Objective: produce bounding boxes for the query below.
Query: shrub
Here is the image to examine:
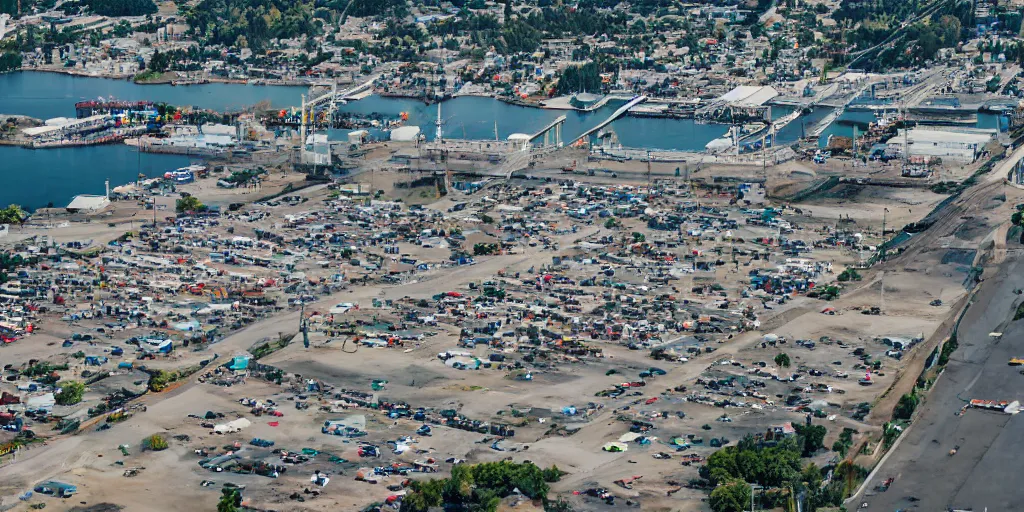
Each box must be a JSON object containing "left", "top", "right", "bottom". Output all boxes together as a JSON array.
[
  {"left": 55, "top": 381, "right": 85, "bottom": 405},
  {"left": 774, "top": 353, "right": 791, "bottom": 368},
  {"left": 143, "top": 434, "right": 168, "bottom": 451},
  {"left": 837, "top": 268, "right": 861, "bottom": 282}
]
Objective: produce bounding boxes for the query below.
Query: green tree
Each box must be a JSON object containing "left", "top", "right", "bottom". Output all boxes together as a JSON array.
[
  {"left": 631, "top": 232, "right": 646, "bottom": 243},
  {"left": 0, "top": 204, "right": 26, "bottom": 224},
  {"left": 217, "top": 487, "right": 241, "bottom": 512},
  {"left": 0, "top": 52, "right": 22, "bottom": 74},
  {"left": 709, "top": 480, "right": 751, "bottom": 512},
  {"left": 802, "top": 462, "right": 823, "bottom": 489},
  {"left": 557, "top": 61, "right": 603, "bottom": 94},
  {"left": 774, "top": 353, "right": 791, "bottom": 368},
  {"left": 86, "top": 0, "right": 157, "bottom": 16},
  {"left": 55, "top": 380, "right": 85, "bottom": 405},
  {"left": 793, "top": 423, "right": 827, "bottom": 457},
  {"left": 401, "top": 461, "right": 554, "bottom": 512},
  {"left": 893, "top": 390, "right": 918, "bottom": 421},
  {"left": 175, "top": 195, "right": 204, "bottom": 213}
]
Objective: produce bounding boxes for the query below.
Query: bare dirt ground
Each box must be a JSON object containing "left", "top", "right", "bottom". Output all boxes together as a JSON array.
[{"left": 0, "top": 141, "right": 1017, "bottom": 512}]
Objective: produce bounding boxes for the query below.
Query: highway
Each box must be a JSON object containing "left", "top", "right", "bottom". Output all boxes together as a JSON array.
[
  {"left": 854, "top": 145, "right": 1024, "bottom": 511},
  {"left": 858, "top": 257, "right": 1024, "bottom": 512}
]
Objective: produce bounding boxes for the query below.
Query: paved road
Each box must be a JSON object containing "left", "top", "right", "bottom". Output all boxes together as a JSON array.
[{"left": 860, "top": 256, "right": 1024, "bottom": 511}]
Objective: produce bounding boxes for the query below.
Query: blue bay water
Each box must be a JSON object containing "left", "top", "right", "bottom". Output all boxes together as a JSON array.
[{"left": 0, "top": 71, "right": 813, "bottom": 208}]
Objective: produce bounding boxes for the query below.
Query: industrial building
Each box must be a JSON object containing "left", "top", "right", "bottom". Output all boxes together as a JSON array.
[{"left": 887, "top": 128, "right": 994, "bottom": 164}]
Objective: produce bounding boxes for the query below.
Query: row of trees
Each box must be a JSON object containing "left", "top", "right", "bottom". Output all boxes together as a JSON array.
[
  {"left": 557, "top": 62, "right": 603, "bottom": 94},
  {"left": 0, "top": 52, "right": 20, "bottom": 73},
  {"left": 701, "top": 431, "right": 848, "bottom": 512},
  {"left": 183, "top": 0, "right": 323, "bottom": 52},
  {"left": 400, "top": 461, "right": 563, "bottom": 512},
  {"left": 85, "top": 0, "right": 156, "bottom": 16}
]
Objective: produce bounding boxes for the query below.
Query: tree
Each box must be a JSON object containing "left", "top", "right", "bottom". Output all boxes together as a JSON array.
[
  {"left": 55, "top": 381, "right": 85, "bottom": 405},
  {"left": 557, "top": 61, "right": 602, "bottom": 94},
  {"left": 802, "top": 462, "right": 823, "bottom": 489},
  {"left": 838, "top": 268, "right": 861, "bottom": 281},
  {"left": 218, "top": 487, "right": 241, "bottom": 512},
  {"left": 793, "top": 423, "right": 827, "bottom": 457},
  {"left": 0, "top": 204, "right": 26, "bottom": 224},
  {"left": 401, "top": 461, "right": 555, "bottom": 512},
  {"left": 0, "top": 52, "right": 22, "bottom": 74},
  {"left": 893, "top": 390, "right": 918, "bottom": 421},
  {"left": 709, "top": 480, "right": 751, "bottom": 512},
  {"left": 774, "top": 353, "right": 791, "bottom": 368},
  {"left": 86, "top": 0, "right": 157, "bottom": 16},
  {"left": 473, "top": 243, "right": 498, "bottom": 256},
  {"left": 631, "top": 232, "right": 646, "bottom": 243},
  {"left": 175, "top": 195, "right": 204, "bottom": 213},
  {"left": 148, "top": 49, "right": 171, "bottom": 72}
]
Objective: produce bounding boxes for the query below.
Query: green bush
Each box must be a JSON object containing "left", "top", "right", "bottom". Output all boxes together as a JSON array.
[
  {"left": 774, "top": 353, "right": 791, "bottom": 368},
  {"left": 55, "top": 381, "right": 85, "bottom": 405},
  {"left": 143, "top": 434, "right": 168, "bottom": 451},
  {"left": 837, "top": 268, "right": 861, "bottom": 282},
  {"left": 175, "top": 195, "right": 204, "bottom": 213},
  {"left": 893, "top": 391, "right": 919, "bottom": 421},
  {"left": 148, "top": 370, "right": 173, "bottom": 392}
]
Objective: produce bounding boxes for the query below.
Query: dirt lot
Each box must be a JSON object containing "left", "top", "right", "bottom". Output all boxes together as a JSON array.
[{"left": 0, "top": 144, "right": 1015, "bottom": 512}]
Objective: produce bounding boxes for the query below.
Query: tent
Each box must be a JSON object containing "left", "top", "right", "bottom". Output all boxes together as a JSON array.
[
  {"left": 618, "top": 432, "right": 642, "bottom": 443},
  {"left": 214, "top": 417, "right": 251, "bottom": 434},
  {"left": 229, "top": 356, "right": 251, "bottom": 371}
]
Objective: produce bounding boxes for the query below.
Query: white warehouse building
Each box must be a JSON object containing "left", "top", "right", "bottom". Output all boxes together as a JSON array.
[{"left": 887, "top": 128, "right": 995, "bottom": 164}]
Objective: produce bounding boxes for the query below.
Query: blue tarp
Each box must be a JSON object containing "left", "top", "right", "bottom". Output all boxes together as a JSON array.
[{"left": 229, "top": 356, "right": 251, "bottom": 371}]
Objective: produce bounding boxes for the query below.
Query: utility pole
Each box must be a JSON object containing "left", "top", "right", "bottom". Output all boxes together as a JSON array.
[
  {"left": 879, "top": 270, "right": 885, "bottom": 312},
  {"left": 300, "top": 300, "right": 309, "bottom": 349},
  {"left": 300, "top": 93, "right": 306, "bottom": 150},
  {"left": 646, "top": 150, "right": 652, "bottom": 196}
]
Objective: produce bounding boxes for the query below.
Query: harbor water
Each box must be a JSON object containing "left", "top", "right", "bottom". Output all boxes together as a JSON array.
[
  {"left": 6, "top": 71, "right": 986, "bottom": 209},
  {"left": 0, "top": 71, "right": 740, "bottom": 208}
]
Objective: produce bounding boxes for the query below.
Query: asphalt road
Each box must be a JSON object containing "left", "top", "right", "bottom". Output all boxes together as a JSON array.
[{"left": 861, "top": 256, "right": 1024, "bottom": 512}]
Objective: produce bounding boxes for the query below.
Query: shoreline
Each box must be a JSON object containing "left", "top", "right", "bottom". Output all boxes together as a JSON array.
[{"left": 19, "top": 67, "right": 313, "bottom": 87}]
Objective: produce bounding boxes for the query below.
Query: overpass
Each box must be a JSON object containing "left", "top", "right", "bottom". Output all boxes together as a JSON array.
[
  {"left": 569, "top": 95, "right": 648, "bottom": 146},
  {"left": 528, "top": 115, "right": 567, "bottom": 146}
]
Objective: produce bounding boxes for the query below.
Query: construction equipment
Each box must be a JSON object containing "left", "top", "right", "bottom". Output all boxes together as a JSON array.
[{"left": 1009, "top": 358, "right": 1024, "bottom": 366}]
